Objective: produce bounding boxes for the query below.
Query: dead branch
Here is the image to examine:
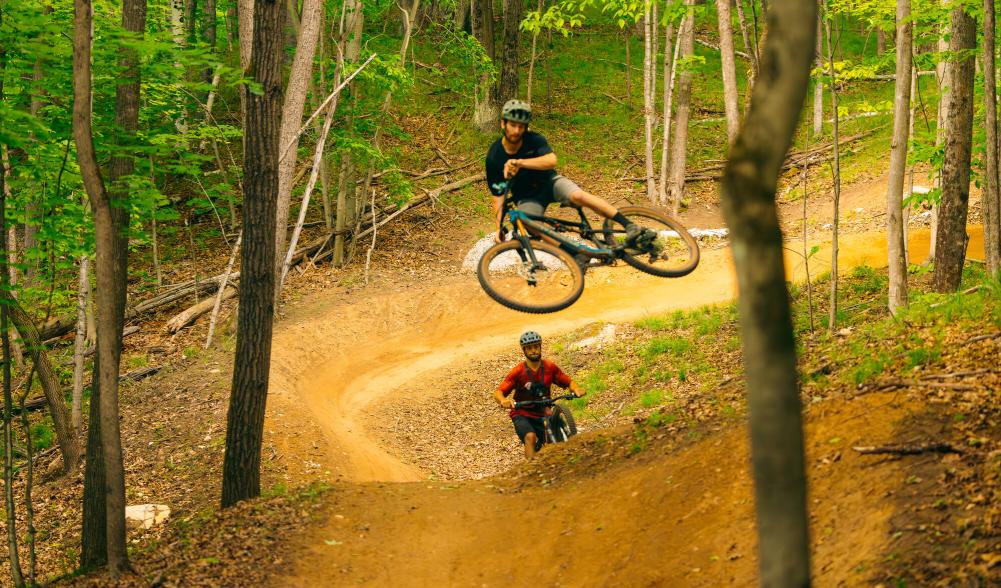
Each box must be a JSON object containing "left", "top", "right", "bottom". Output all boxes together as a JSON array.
[
  {"left": 929, "top": 285, "right": 981, "bottom": 308},
  {"left": 859, "top": 379, "right": 979, "bottom": 392},
  {"left": 601, "top": 92, "right": 627, "bottom": 106},
  {"left": 962, "top": 332, "right": 1001, "bottom": 346},
  {"left": 166, "top": 287, "right": 237, "bottom": 333},
  {"left": 853, "top": 442, "right": 962, "bottom": 455},
  {"left": 120, "top": 366, "right": 161, "bottom": 382},
  {"left": 695, "top": 37, "right": 752, "bottom": 60},
  {"left": 918, "top": 369, "right": 990, "bottom": 380}
]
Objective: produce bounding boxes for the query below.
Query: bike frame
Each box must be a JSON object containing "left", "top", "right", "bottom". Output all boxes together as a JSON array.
[
  {"left": 513, "top": 394, "right": 576, "bottom": 444},
  {"left": 500, "top": 196, "right": 625, "bottom": 264}
]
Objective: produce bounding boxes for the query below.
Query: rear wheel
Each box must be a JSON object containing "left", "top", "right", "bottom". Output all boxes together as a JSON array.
[
  {"left": 548, "top": 404, "right": 577, "bottom": 443},
  {"left": 602, "top": 205, "right": 700, "bottom": 277},
  {"left": 477, "top": 239, "right": 585, "bottom": 314}
]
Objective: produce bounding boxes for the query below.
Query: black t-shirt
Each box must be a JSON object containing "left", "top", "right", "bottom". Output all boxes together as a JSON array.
[{"left": 485, "top": 131, "right": 557, "bottom": 203}]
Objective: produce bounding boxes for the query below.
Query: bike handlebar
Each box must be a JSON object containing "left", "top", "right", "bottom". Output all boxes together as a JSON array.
[{"left": 513, "top": 393, "right": 578, "bottom": 410}]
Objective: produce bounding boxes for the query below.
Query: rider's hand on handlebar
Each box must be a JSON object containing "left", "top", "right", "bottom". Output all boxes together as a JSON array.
[
  {"left": 500, "top": 396, "right": 514, "bottom": 409},
  {"left": 494, "top": 226, "right": 506, "bottom": 244},
  {"left": 503, "top": 159, "right": 521, "bottom": 179}
]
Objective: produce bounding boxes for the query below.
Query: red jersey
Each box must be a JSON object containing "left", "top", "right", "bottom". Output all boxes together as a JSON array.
[{"left": 498, "top": 360, "right": 572, "bottom": 418}]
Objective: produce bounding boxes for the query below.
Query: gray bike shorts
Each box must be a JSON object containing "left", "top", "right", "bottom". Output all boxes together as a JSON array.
[{"left": 516, "top": 175, "right": 581, "bottom": 216}]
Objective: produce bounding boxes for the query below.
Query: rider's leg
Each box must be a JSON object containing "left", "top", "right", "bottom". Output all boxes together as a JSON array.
[
  {"left": 523, "top": 432, "right": 538, "bottom": 460},
  {"left": 554, "top": 176, "right": 644, "bottom": 243},
  {"left": 568, "top": 190, "right": 645, "bottom": 244}
]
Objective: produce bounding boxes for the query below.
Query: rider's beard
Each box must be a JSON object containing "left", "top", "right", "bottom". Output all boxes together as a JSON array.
[
  {"left": 503, "top": 126, "right": 524, "bottom": 144},
  {"left": 523, "top": 349, "right": 542, "bottom": 362}
]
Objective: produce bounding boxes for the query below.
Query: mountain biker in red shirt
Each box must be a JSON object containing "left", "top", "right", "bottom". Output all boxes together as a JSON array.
[
  {"left": 485, "top": 99, "right": 649, "bottom": 247},
  {"left": 494, "top": 331, "right": 585, "bottom": 460}
]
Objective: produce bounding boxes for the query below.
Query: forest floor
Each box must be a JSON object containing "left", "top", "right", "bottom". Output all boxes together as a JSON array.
[{"left": 6, "top": 167, "right": 998, "bottom": 586}]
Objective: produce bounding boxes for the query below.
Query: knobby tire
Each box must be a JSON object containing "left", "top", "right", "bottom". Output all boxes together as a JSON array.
[{"left": 477, "top": 239, "right": 585, "bottom": 314}]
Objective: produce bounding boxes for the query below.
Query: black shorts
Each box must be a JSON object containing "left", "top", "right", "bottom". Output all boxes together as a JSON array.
[{"left": 512, "top": 415, "right": 546, "bottom": 450}]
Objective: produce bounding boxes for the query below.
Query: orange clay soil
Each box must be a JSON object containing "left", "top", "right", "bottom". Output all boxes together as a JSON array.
[{"left": 255, "top": 219, "right": 985, "bottom": 586}]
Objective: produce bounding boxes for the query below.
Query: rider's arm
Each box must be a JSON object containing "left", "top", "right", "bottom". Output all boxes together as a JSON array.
[
  {"left": 507, "top": 152, "right": 557, "bottom": 176},
  {"left": 567, "top": 379, "right": 585, "bottom": 398},
  {"left": 494, "top": 387, "right": 514, "bottom": 408},
  {"left": 492, "top": 194, "right": 505, "bottom": 229},
  {"left": 519, "top": 152, "right": 557, "bottom": 170}
]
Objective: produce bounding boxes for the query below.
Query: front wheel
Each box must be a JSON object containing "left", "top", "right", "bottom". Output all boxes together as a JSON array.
[
  {"left": 548, "top": 404, "right": 577, "bottom": 443},
  {"left": 602, "top": 205, "right": 700, "bottom": 277},
  {"left": 477, "top": 239, "right": 585, "bottom": 314}
]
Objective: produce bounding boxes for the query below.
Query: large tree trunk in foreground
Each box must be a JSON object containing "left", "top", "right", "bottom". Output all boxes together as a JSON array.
[
  {"left": 274, "top": 0, "right": 321, "bottom": 299},
  {"left": 717, "top": 0, "right": 740, "bottom": 144},
  {"left": 718, "top": 0, "right": 816, "bottom": 584},
  {"left": 934, "top": 5, "right": 976, "bottom": 292},
  {"left": 222, "top": 0, "right": 285, "bottom": 508},
  {"left": 983, "top": 0, "right": 1001, "bottom": 275},
  {"left": 75, "top": 0, "right": 146, "bottom": 575},
  {"left": 886, "top": 0, "right": 912, "bottom": 314}
]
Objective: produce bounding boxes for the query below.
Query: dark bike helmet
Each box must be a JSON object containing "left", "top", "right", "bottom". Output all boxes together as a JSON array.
[
  {"left": 519, "top": 330, "right": 542, "bottom": 346},
  {"left": 501, "top": 99, "right": 532, "bottom": 124}
]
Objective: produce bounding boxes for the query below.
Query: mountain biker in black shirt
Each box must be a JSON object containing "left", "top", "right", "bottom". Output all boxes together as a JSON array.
[{"left": 485, "top": 99, "right": 647, "bottom": 246}]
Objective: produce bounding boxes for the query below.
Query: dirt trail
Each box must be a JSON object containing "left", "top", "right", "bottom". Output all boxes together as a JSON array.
[{"left": 270, "top": 227, "right": 982, "bottom": 485}]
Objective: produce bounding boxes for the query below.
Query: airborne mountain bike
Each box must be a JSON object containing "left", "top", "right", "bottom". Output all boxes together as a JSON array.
[
  {"left": 477, "top": 193, "right": 700, "bottom": 313},
  {"left": 513, "top": 393, "right": 578, "bottom": 444}
]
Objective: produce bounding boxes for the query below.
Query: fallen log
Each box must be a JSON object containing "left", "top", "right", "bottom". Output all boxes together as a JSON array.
[
  {"left": 40, "top": 272, "right": 240, "bottom": 342},
  {"left": 853, "top": 443, "right": 962, "bottom": 456},
  {"left": 166, "top": 287, "right": 237, "bottom": 333},
  {"left": 313, "top": 172, "right": 485, "bottom": 264},
  {"left": 121, "top": 366, "right": 161, "bottom": 382}
]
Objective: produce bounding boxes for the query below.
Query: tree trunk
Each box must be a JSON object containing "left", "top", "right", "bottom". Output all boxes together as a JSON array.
[
  {"left": 734, "top": 0, "right": 757, "bottom": 77},
  {"left": 7, "top": 298, "right": 81, "bottom": 473},
  {"left": 186, "top": 0, "right": 198, "bottom": 41},
  {"left": 274, "top": 0, "right": 321, "bottom": 300},
  {"left": 812, "top": 11, "right": 823, "bottom": 136},
  {"left": 717, "top": 0, "right": 740, "bottom": 144},
  {"left": 886, "top": 0, "right": 911, "bottom": 314},
  {"left": 170, "top": 0, "right": 189, "bottom": 134},
  {"left": 625, "top": 29, "right": 632, "bottom": 106},
  {"left": 643, "top": 4, "right": 656, "bottom": 199},
  {"left": 455, "top": 0, "right": 471, "bottom": 33},
  {"left": 934, "top": 5, "right": 976, "bottom": 292},
  {"left": 931, "top": 2, "right": 952, "bottom": 261},
  {"left": 876, "top": 26, "right": 886, "bottom": 56},
  {"left": 983, "top": 0, "right": 1001, "bottom": 275},
  {"left": 73, "top": 256, "right": 89, "bottom": 432},
  {"left": 824, "top": 4, "right": 842, "bottom": 332},
  {"left": 496, "top": 0, "right": 523, "bottom": 105},
  {"left": 667, "top": 1, "right": 695, "bottom": 214},
  {"left": 471, "top": 0, "right": 498, "bottom": 130},
  {"left": 203, "top": 0, "right": 217, "bottom": 84},
  {"left": 719, "top": 1, "right": 816, "bottom": 584},
  {"left": 0, "top": 31, "right": 25, "bottom": 585},
  {"left": 526, "top": 0, "right": 543, "bottom": 104},
  {"left": 222, "top": 0, "right": 285, "bottom": 508},
  {"left": 659, "top": 16, "right": 681, "bottom": 205},
  {"left": 74, "top": 0, "right": 146, "bottom": 575}
]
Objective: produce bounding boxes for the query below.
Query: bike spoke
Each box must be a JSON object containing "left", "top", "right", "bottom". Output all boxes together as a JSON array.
[{"left": 482, "top": 246, "right": 580, "bottom": 309}]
